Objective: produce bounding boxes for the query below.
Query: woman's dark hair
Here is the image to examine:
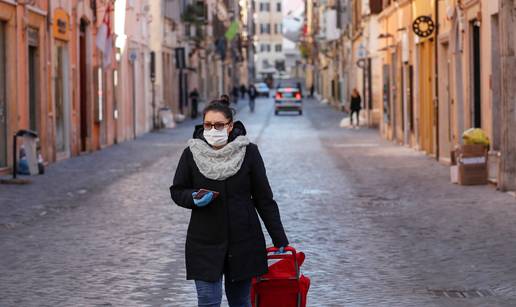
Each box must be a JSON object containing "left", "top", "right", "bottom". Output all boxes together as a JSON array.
[{"left": 203, "top": 99, "right": 235, "bottom": 122}]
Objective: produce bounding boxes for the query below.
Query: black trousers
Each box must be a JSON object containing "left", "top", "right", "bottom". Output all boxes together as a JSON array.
[
  {"left": 191, "top": 99, "right": 198, "bottom": 118},
  {"left": 350, "top": 109, "right": 360, "bottom": 126}
]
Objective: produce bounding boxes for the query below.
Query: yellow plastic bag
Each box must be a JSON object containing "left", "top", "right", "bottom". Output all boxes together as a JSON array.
[{"left": 462, "top": 128, "right": 490, "bottom": 146}]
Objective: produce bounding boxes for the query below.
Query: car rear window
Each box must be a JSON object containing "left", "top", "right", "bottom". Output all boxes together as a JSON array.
[{"left": 277, "top": 80, "right": 299, "bottom": 89}]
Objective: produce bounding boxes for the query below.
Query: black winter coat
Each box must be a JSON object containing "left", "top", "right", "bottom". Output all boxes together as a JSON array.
[
  {"left": 170, "top": 122, "right": 289, "bottom": 282},
  {"left": 350, "top": 95, "right": 362, "bottom": 111}
]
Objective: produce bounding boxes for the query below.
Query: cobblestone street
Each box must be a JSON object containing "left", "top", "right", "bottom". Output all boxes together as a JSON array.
[{"left": 2, "top": 97, "right": 516, "bottom": 306}]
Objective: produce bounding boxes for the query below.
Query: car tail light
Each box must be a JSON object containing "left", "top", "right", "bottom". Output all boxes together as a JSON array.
[
  {"left": 295, "top": 92, "right": 301, "bottom": 100},
  {"left": 275, "top": 92, "right": 282, "bottom": 99}
]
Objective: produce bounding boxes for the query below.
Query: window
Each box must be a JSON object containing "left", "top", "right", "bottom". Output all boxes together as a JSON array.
[
  {"left": 275, "top": 44, "right": 282, "bottom": 52},
  {"left": 279, "top": 23, "right": 283, "bottom": 33},
  {"left": 260, "top": 23, "right": 271, "bottom": 34},
  {"left": 260, "top": 44, "right": 272, "bottom": 52},
  {"left": 274, "top": 23, "right": 278, "bottom": 34},
  {"left": 277, "top": 2, "right": 281, "bottom": 12},
  {"left": 260, "top": 2, "right": 270, "bottom": 12},
  {"left": 275, "top": 60, "right": 285, "bottom": 71},
  {"left": 265, "top": 3, "right": 270, "bottom": 11}
]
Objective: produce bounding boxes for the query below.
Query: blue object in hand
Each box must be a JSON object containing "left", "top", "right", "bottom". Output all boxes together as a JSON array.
[
  {"left": 274, "top": 246, "right": 285, "bottom": 254},
  {"left": 192, "top": 191, "right": 214, "bottom": 207}
]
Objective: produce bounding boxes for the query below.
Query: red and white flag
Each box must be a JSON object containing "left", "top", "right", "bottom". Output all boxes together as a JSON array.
[{"left": 96, "top": 6, "right": 112, "bottom": 68}]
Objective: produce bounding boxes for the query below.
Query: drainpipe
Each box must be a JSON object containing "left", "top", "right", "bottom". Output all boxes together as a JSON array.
[{"left": 434, "top": 0, "right": 440, "bottom": 161}]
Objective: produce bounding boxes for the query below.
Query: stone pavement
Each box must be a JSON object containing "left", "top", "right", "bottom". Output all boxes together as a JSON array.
[{"left": 1, "top": 96, "right": 516, "bottom": 306}]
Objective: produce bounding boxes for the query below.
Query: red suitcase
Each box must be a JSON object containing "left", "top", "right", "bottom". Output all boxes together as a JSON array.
[{"left": 251, "top": 247, "right": 310, "bottom": 307}]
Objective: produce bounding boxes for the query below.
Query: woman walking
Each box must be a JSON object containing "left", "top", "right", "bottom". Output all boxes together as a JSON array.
[
  {"left": 170, "top": 99, "right": 289, "bottom": 307},
  {"left": 350, "top": 88, "right": 362, "bottom": 129}
]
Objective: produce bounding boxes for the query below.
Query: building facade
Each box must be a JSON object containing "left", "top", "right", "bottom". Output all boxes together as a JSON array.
[
  {"left": 254, "top": 0, "right": 285, "bottom": 81},
  {"left": 0, "top": 0, "right": 240, "bottom": 176},
  {"left": 0, "top": 0, "right": 50, "bottom": 172},
  {"left": 303, "top": 0, "right": 516, "bottom": 192}
]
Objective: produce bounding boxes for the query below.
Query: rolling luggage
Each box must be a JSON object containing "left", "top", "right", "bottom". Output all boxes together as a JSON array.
[{"left": 251, "top": 246, "right": 310, "bottom": 307}]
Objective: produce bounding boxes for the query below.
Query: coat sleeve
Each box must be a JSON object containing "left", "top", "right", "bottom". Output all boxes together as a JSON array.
[
  {"left": 249, "top": 144, "right": 289, "bottom": 247},
  {"left": 170, "top": 148, "right": 197, "bottom": 209}
]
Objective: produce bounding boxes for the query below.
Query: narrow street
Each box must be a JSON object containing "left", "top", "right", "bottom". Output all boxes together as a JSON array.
[{"left": 1, "top": 96, "right": 516, "bottom": 307}]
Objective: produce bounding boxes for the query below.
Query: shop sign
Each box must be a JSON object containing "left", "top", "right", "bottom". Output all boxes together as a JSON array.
[{"left": 53, "top": 8, "right": 70, "bottom": 41}]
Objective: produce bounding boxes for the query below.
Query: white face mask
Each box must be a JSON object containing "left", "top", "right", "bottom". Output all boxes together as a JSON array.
[{"left": 203, "top": 127, "right": 229, "bottom": 147}]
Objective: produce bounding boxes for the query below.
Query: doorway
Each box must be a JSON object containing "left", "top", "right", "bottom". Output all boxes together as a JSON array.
[
  {"left": 54, "top": 42, "right": 70, "bottom": 158},
  {"left": 390, "top": 52, "right": 399, "bottom": 141},
  {"left": 418, "top": 40, "right": 435, "bottom": 154},
  {"left": 128, "top": 58, "right": 136, "bottom": 138},
  {"left": 491, "top": 14, "right": 501, "bottom": 150},
  {"left": 0, "top": 22, "right": 6, "bottom": 167},
  {"left": 382, "top": 64, "right": 391, "bottom": 126},
  {"left": 28, "top": 28, "right": 39, "bottom": 134},
  {"left": 79, "top": 19, "right": 89, "bottom": 152},
  {"left": 438, "top": 42, "right": 452, "bottom": 160},
  {"left": 28, "top": 46, "right": 38, "bottom": 132},
  {"left": 471, "top": 20, "right": 482, "bottom": 128}
]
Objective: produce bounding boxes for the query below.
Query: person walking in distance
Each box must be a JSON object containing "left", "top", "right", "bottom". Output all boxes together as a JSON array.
[
  {"left": 190, "top": 88, "right": 200, "bottom": 119},
  {"left": 240, "top": 84, "right": 247, "bottom": 99},
  {"left": 232, "top": 86, "right": 240, "bottom": 104},
  {"left": 170, "top": 99, "right": 289, "bottom": 307},
  {"left": 350, "top": 88, "right": 362, "bottom": 129},
  {"left": 247, "top": 84, "right": 258, "bottom": 113}
]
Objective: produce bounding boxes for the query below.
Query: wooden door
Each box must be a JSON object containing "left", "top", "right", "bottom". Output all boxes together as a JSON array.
[{"left": 418, "top": 41, "right": 435, "bottom": 154}]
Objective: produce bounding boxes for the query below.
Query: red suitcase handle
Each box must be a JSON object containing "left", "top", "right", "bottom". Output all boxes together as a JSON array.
[
  {"left": 266, "top": 246, "right": 297, "bottom": 259},
  {"left": 264, "top": 246, "right": 300, "bottom": 280}
]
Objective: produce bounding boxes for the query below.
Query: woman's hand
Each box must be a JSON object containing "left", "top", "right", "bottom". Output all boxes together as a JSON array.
[
  {"left": 274, "top": 246, "right": 286, "bottom": 254},
  {"left": 192, "top": 191, "right": 214, "bottom": 207}
]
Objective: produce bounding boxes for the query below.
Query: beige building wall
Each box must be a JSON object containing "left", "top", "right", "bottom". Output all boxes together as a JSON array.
[
  {"left": 115, "top": 0, "right": 152, "bottom": 138},
  {"left": 254, "top": 0, "right": 285, "bottom": 79}
]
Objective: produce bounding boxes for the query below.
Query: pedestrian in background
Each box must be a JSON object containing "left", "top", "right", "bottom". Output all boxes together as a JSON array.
[
  {"left": 170, "top": 99, "right": 289, "bottom": 307},
  {"left": 190, "top": 88, "right": 200, "bottom": 119},
  {"left": 297, "top": 82, "right": 303, "bottom": 98},
  {"left": 232, "top": 86, "right": 240, "bottom": 104},
  {"left": 350, "top": 88, "right": 362, "bottom": 129},
  {"left": 240, "top": 84, "right": 247, "bottom": 98},
  {"left": 247, "top": 84, "right": 258, "bottom": 113},
  {"left": 309, "top": 84, "right": 315, "bottom": 98}
]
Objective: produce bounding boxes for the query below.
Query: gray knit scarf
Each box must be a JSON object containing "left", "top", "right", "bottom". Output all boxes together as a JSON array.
[{"left": 188, "top": 136, "right": 251, "bottom": 181}]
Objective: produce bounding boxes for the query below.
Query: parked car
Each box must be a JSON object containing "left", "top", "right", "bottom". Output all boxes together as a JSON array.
[
  {"left": 274, "top": 80, "right": 303, "bottom": 115},
  {"left": 255, "top": 82, "right": 270, "bottom": 97}
]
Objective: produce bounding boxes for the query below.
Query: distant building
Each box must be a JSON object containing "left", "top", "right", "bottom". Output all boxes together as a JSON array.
[{"left": 254, "top": 0, "right": 285, "bottom": 81}]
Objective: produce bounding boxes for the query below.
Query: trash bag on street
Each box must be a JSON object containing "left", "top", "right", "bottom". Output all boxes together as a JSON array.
[
  {"left": 462, "top": 128, "right": 490, "bottom": 146},
  {"left": 17, "top": 147, "right": 30, "bottom": 175},
  {"left": 339, "top": 117, "right": 349, "bottom": 128}
]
